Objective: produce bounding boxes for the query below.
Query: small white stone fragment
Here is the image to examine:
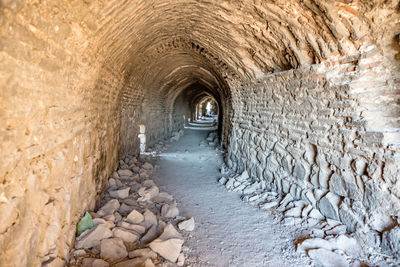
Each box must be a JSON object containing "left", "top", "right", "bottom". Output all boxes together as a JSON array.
[
  {"left": 178, "top": 217, "right": 195, "bottom": 231},
  {"left": 127, "top": 210, "right": 144, "bottom": 224},
  {"left": 218, "top": 177, "right": 227, "bottom": 185}
]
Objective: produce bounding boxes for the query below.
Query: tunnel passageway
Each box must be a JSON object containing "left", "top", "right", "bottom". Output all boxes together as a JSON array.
[
  {"left": 1, "top": 0, "right": 400, "bottom": 266},
  {"left": 153, "top": 127, "right": 310, "bottom": 266}
]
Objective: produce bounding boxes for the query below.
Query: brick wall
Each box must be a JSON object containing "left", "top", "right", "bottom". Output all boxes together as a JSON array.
[{"left": 227, "top": 51, "right": 400, "bottom": 247}]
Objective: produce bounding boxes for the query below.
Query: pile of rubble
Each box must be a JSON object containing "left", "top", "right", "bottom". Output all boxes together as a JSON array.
[
  {"left": 218, "top": 168, "right": 375, "bottom": 267},
  {"left": 69, "top": 155, "right": 195, "bottom": 267},
  {"left": 199, "top": 132, "right": 218, "bottom": 148}
]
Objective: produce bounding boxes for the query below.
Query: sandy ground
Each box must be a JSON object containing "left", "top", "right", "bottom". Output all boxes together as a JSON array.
[{"left": 153, "top": 127, "right": 312, "bottom": 267}]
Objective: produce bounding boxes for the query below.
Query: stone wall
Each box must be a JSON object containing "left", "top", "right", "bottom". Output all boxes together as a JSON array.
[
  {"left": 0, "top": 2, "right": 126, "bottom": 265},
  {"left": 227, "top": 50, "right": 400, "bottom": 249}
]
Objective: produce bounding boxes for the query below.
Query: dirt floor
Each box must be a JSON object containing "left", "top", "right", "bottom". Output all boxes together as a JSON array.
[{"left": 153, "top": 126, "right": 312, "bottom": 267}]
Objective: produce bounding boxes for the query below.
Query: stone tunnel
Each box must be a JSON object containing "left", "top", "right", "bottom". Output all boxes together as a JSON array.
[{"left": 0, "top": 0, "right": 399, "bottom": 266}]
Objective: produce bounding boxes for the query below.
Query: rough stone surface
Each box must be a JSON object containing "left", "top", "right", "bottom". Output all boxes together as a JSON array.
[
  {"left": 149, "top": 223, "right": 184, "bottom": 262},
  {"left": 76, "top": 224, "right": 113, "bottom": 249},
  {"left": 100, "top": 238, "right": 128, "bottom": 260},
  {"left": 178, "top": 218, "right": 195, "bottom": 232}
]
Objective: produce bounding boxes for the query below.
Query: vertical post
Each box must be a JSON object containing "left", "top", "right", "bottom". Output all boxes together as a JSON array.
[{"left": 138, "top": 124, "right": 146, "bottom": 154}]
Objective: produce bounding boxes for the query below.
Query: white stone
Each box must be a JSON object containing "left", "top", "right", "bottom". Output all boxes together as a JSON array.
[
  {"left": 112, "top": 227, "right": 140, "bottom": 243},
  {"left": 149, "top": 223, "right": 184, "bottom": 263},
  {"left": 161, "top": 204, "right": 179, "bottom": 218},
  {"left": 308, "top": 248, "right": 349, "bottom": 267},
  {"left": 76, "top": 224, "right": 113, "bottom": 249},
  {"left": 127, "top": 210, "right": 144, "bottom": 224},
  {"left": 98, "top": 199, "right": 120, "bottom": 216},
  {"left": 118, "top": 169, "right": 133, "bottom": 177},
  {"left": 109, "top": 187, "right": 130, "bottom": 199},
  {"left": 100, "top": 238, "right": 128, "bottom": 260},
  {"left": 218, "top": 177, "right": 227, "bottom": 185},
  {"left": 129, "top": 248, "right": 158, "bottom": 259},
  {"left": 178, "top": 217, "right": 195, "bottom": 231}
]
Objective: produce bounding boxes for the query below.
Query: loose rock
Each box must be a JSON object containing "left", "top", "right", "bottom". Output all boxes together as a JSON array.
[
  {"left": 178, "top": 217, "right": 195, "bottom": 231},
  {"left": 100, "top": 238, "right": 128, "bottom": 260}
]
